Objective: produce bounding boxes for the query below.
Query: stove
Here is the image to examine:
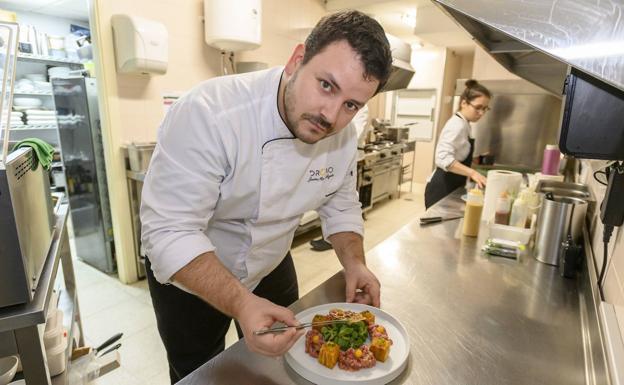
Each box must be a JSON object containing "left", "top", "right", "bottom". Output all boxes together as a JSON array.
[
  {"left": 357, "top": 141, "right": 406, "bottom": 211},
  {"left": 360, "top": 141, "right": 404, "bottom": 166}
]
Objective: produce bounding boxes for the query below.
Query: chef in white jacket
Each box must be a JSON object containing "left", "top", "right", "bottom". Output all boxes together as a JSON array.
[
  {"left": 424, "top": 79, "right": 491, "bottom": 209},
  {"left": 140, "top": 10, "right": 393, "bottom": 383}
]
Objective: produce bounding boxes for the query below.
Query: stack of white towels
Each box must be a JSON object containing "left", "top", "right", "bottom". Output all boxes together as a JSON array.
[
  {"left": 9, "top": 111, "right": 24, "bottom": 127},
  {"left": 24, "top": 109, "right": 57, "bottom": 126}
]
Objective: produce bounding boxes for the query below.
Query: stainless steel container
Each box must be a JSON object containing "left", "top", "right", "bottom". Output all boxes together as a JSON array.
[
  {"left": 385, "top": 126, "right": 410, "bottom": 143},
  {"left": 0, "top": 147, "right": 54, "bottom": 307},
  {"left": 535, "top": 180, "right": 591, "bottom": 200},
  {"left": 127, "top": 142, "right": 156, "bottom": 172},
  {"left": 535, "top": 196, "right": 587, "bottom": 266}
]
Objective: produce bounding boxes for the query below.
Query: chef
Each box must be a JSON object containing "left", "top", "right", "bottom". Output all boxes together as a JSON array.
[
  {"left": 140, "top": 10, "right": 393, "bottom": 383},
  {"left": 424, "top": 79, "right": 491, "bottom": 209},
  {"left": 309, "top": 103, "right": 369, "bottom": 252}
]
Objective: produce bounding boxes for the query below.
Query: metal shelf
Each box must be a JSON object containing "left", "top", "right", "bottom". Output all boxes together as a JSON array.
[
  {"left": 18, "top": 53, "right": 85, "bottom": 66},
  {"left": 10, "top": 126, "right": 58, "bottom": 131},
  {"left": 0, "top": 205, "right": 85, "bottom": 384},
  {"left": 14, "top": 92, "right": 53, "bottom": 96}
]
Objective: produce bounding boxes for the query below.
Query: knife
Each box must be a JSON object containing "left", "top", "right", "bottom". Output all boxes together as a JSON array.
[
  {"left": 419, "top": 215, "right": 463, "bottom": 225},
  {"left": 98, "top": 343, "right": 122, "bottom": 357},
  {"left": 94, "top": 332, "right": 123, "bottom": 353}
]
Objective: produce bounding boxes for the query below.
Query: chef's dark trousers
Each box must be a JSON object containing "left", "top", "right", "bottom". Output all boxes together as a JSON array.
[{"left": 145, "top": 252, "right": 299, "bottom": 384}]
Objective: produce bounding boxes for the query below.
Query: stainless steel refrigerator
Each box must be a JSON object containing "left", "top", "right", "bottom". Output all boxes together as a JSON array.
[{"left": 52, "top": 77, "right": 115, "bottom": 273}]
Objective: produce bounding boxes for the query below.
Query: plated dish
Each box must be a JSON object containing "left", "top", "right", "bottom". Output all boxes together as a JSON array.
[{"left": 285, "top": 303, "right": 409, "bottom": 385}]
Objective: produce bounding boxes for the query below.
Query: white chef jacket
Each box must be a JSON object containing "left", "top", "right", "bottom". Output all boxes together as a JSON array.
[
  {"left": 353, "top": 104, "right": 369, "bottom": 145},
  {"left": 140, "top": 66, "right": 364, "bottom": 289},
  {"left": 433, "top": 112, "right": 472, "bottom": 172}
]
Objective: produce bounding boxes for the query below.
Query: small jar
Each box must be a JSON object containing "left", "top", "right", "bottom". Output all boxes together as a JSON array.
[{"left": 494, "top": 192, "right": 511, "bottom": 225}]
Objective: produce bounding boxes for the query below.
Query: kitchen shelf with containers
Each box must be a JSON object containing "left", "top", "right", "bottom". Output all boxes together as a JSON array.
[{"left": 10, "top": 59, "right": 84, "bottom": 192}]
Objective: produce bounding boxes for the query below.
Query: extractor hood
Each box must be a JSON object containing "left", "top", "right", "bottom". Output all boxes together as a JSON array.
[
  {"left": 382, "top": 34, "right": 415, "bottom": 92},
  {"left": 432, "top": 0, "right": 624, "bottom": 95}
]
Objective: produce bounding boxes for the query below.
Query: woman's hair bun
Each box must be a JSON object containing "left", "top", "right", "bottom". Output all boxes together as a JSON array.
[{"left": 465, "top": 79, "right": 478, "bottom": 88}]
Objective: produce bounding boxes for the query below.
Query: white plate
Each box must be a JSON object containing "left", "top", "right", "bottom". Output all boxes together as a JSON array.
[
  {"left": 13, "top": 97, "right": 43, "bottom": 108},
  {"left": 285, "top": 303, "right": 409, "bottom": 385}
]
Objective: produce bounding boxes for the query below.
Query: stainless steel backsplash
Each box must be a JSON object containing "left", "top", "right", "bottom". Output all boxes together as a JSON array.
[{"left": 456, "top": 79, "right": 563, "bottom": 170}]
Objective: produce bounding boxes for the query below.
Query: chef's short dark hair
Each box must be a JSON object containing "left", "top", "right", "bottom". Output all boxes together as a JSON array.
[{"left": 303, "top": 10, "right": 392, "bottom": 94}]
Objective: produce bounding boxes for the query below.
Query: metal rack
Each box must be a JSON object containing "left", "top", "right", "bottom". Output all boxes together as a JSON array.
[
  {"left": 399, "top": 140, "right": 416, "bottom": 196},
  {"left": 10, "top": 50, "right": 86, "bottom": 194},
  {"left": 0, "top": 203, "right": 85, "bottom": 385},
  {"left": 126, "top": 170, "right": 147, "bottom": 279}
]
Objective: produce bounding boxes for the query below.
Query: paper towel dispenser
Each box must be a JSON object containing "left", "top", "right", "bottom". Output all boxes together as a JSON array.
[{"left": 111, "top": 14, "right": 168, "bottom": 75}]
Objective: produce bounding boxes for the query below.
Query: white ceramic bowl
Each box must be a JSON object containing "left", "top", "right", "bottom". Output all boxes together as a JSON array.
[
  {"left": 33, "top": 81, "right": 52, "bottom": 93},
  {"left": 12, "top": 97, "right": 43, "bottom": 108},
  {"left": 0, "top": 356, "right": 18, "bottom": 385},
  {"left": 48, "top": 66, "right": 71, "bottom": 79},
  {"left": 24, "top": 74, "right": 47, "bottom": 82},
  {"left": 15, "top": 78, "right": 33, "bottom": 85}
]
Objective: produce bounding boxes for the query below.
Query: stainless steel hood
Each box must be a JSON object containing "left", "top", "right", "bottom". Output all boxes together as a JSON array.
[
  {"left": 432, "top": 0, "right": 624, "bottom": 95},
  {"left": 382, "top": 34, "right": 415, "bottom": 92}
]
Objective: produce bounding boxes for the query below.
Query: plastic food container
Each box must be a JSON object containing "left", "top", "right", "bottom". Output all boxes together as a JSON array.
[
  {"left": 45, "top": 308, "right": 63, "bottom": 332},
  {"left": 488, "top": 222, "right": 533, "bottom": 245},
  {"left": 46, "top": 334, "right": 68, "bottom": 376},
  {"left": 44, "top": 310, "right": 65, "bottom": 349}
]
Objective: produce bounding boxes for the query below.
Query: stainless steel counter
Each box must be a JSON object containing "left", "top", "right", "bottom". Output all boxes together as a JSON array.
[{"left": 179, "top": 189, "right": 585, "bottom": 385}]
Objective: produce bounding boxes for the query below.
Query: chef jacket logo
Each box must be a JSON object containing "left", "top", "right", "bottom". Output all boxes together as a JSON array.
[{"left": 308, "top": 166, "right": 334, "bottom": 182}]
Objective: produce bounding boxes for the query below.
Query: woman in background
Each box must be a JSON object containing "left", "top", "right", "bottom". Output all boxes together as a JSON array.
[{"left": 424, "top": 79, "right": 491, "bottom": 209}]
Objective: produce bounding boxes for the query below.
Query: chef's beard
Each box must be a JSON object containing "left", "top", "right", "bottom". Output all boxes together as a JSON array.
[{"left": 283, "top": 69, "right": 334, "bottom": 144}]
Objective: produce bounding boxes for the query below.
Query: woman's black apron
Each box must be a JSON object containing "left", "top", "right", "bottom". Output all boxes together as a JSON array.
[{"left": 424, "top": 115, "right": 474, "bottom": 209}]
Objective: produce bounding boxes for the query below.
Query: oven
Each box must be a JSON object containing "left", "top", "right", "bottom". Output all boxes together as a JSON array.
[
  {"left": 371, "top": 155, "right": 402, "bottom": 204},
  {"left": 369, "top": 144, "right": 403, "bottom": 205},
  {"left": 358, "top": 158, "right": 374, "bottom": 212}
]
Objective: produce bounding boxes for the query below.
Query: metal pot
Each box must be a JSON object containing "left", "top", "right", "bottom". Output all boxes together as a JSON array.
[
  {"left": 127, "top": 143, "right": 156, "bottom": 173},
  {"left": 534, "top": 195, "right": 587, "bottom": 266}
]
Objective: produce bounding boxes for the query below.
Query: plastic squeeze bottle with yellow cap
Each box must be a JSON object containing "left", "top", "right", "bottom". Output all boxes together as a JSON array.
[{"left": 462, "top": 188, "right": 484, "bottom": 237}]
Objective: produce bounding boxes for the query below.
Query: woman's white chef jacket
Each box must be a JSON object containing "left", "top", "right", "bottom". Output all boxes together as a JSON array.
[
  {"left": 427, "top": 112, "right": 472, "bottom": 181},
  {"left": 140, "top": 67, "right": 364, "bottom": 290}
]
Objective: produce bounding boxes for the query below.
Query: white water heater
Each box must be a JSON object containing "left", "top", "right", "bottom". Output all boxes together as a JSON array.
[{"left": 204, "top": 0, "right": 262, "bottom": 52}]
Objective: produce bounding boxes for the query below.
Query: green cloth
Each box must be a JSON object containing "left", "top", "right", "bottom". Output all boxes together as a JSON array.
[{"left": 12, "top": 138, "right": 55, "bottom": 171}]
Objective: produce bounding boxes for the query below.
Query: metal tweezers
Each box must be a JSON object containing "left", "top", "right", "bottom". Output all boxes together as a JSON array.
[{"left": 253, "top": 319, "right": 350, "bottom": 335}]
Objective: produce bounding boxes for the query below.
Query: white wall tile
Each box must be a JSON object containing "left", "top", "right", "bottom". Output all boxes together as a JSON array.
[{"left": 586, "top": 163, "right": 624, "bottom": 340}]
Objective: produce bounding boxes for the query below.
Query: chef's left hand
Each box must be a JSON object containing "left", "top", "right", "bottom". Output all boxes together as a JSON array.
[{"left": 344, "top": 263, "right": 380, "bottom": 307}]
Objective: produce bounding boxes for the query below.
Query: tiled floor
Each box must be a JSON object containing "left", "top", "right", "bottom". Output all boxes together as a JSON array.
[{"left": 74, "top": 183, "right": 425, "bottom": 385}]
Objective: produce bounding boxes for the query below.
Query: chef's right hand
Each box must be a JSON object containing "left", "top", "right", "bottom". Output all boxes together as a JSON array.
[
  {"left": 235, "top": 294, "right": 305, "bottom": 356},
  {"left": 470, "top": 170, "right": 487, "bottom": 189}
]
